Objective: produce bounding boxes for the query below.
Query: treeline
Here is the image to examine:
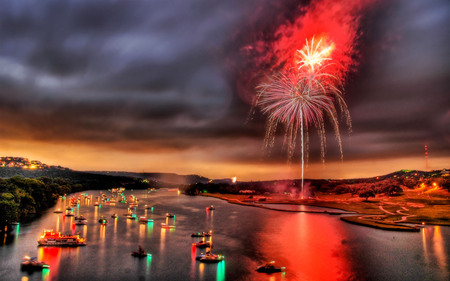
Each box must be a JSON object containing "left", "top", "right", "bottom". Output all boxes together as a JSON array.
[
  {"left": 0, "top": 176, "right": 83, "bottom": 231},
  {"left": 182, "top": 173, "right": 450, "bottom": 198}
]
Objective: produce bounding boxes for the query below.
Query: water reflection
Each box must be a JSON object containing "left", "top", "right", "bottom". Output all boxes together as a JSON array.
[
  {"left": 160, "top": 228, "right": 166, "bottom": 252},
  {"left": 257, "top": 213, "right": 353, "bottom": 280},
  {"left": 216, "top": 260, "right": 226, "bottom": 281},
  {"left": 198, "top": 263, "right": 205, "bottom": 280},
  {"left": 422, "top": 226, "right": 448, "bottom": 278},
  {"left": 38, "top": 246, "right": 61, "bottom": 281}
]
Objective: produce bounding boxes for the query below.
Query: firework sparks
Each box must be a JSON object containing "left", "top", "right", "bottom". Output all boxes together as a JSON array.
[
  {"left": 297, "top": 36, "right": 335, "bottom": 73},
  {"left": 254, "top": 36, "right": 351, "bottom": 197}
]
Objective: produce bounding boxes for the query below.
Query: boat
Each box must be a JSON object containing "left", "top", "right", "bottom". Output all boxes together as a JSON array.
[
  {"left": 255, "top": 262, "right": 285, "bottom": 273},
  {"left": 75, "top": 220, "right": 87, "bottom": 225},
  {"left": 161, "top": 223, "right": 175, "bottom": 229},
  {"left": 75, "top": 215, "right": 87, "bottom": 221},
  {"left": 65, "top": 211, "right": 74, "bottom": 217},
  {"left": 196, "top": 252, "right": 224, "bottom": 263},
  {"left": 126, "top": 214, "right": 137, "bottom": 220},
  {"left": 53, "top": 209, "right": 63, "bottom": 213},
  {"left": 66, "top": 207, "right": 73, "bottom": 211},
  {"left": 144, "top": 205, "right": 153, "bottom": 209},
  {"left": 21, "top": 256, "right": 50, "bottom": 271},
  {"left": 191, "top": 231, "right": 212, "bottom": 238},
  {"left": 37, "top": 229, "right": 86, "bottom": 246},
  {"left": 98, "top": 217, "right": 108, "bottom": 224},
  {"left": 193, "top": 241, "right": 211, "bottom": 248},
  {"left": 94, "top": 202, "right": 100, "bottom": 206},
  {"left": 166, "top": 213, "right": 175, "bottom": 218},
  {"left": 111, "top": 214, "right": 118, "bottom": 218},
  {"left": 139, "top": 217, "right": 153, "bottom": 223},
  {"left": 131, "top": 246, "right": 151, "bottom": 258},
  {"left": 206, "top": 205, "right": 215, "bottom": 210}
]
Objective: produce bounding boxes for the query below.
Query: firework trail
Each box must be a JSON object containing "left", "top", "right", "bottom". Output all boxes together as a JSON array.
[{"left": 255, "top": 36, "right": 351, "bottom": 197}]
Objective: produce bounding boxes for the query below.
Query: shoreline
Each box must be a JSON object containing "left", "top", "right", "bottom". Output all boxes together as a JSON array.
[{"left": 201, "top": 193, "right": 447, "bottom": 231}]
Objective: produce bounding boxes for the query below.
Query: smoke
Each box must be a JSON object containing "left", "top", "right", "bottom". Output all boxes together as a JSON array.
[
  {"left": 271, "top": 0, "right": 378, "bottom": 73},
  {"left": 237, "top": 0, "right": 379, "bottom": 102}
]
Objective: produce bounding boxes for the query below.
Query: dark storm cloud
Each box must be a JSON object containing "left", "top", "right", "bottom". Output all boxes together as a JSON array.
[
  {"left": 0, "top": 0, "right": 448, "bottom": 166},
  {"left": 342, "top": 0, "right": 450, "bottom": 161}
]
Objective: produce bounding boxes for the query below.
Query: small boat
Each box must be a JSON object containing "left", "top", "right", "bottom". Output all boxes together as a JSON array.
[
  {"left": 66, "top": 207, "right": 73, "bottom": 211},
  {"left": 126, "top": 214, "right": 137, "bottom": 220},
  {"left": 196, "top": 252, "right": 224, "bottom": 263},
  {"left": 21, "top": 256, "right": 50, "bottom": 271},
  {"left": 65, "top": 211, "right": 74, "bottom": 217},
  {"left": 191, "top": 231, "right": 212, "bottom": 238},
  {"left": 111, "top": 214, "right": 118, "bottom": 218},
  {"left": 37, "top": 229, "right": 86, "bottom": 246},
  {"left": 75, "top": 220, "right": 87, "bottom": 225},
  {"left": 206, "top": 205, "right": 215, "bottom": 210},
  {"left": 75, "top": 215, "right": 87, "bottom": 221},
  {"left": 255, "top": 262, "right": 285, "bottom": 273},
  {"left": 131, "top": 246, "right": 151, "bottom": 258},
  {"left": 139, "top": 217, "right": 153, "bottom": 223},
  {"left": 166, "top": 213, "right": 175, "bottom": 218},
  {"left": 98, "top": 216, "right": 108, "bottom": 224},
  {"left": 53, "top": 209, "right": 63, "bottom": 213},
  {"left": 161, "top": 223, "right": 175, "bottom": 229},
  {"left": 193, "top": 241, "right": 211, "bottom": 248},
  {"left": 144, "top": 205, "right": 153, "bottom": 209},
  {"left": 94, "top": 202, "right": 100, "bottom": 206}
]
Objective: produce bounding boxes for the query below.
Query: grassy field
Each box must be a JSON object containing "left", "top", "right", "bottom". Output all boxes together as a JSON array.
[{"left": 202, "top": 188, "right": 450, "bottom": 231}]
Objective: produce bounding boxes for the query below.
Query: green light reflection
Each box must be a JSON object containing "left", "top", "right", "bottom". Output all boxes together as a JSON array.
[
  {"left": 42, "top": 268, "right": 50, "bottom": 281},
  {"left": 216, "top": 260, "right": 225, "bottom": 281},
  {"left": 146, "top": 254, "right": 152, "bottom": 277}
]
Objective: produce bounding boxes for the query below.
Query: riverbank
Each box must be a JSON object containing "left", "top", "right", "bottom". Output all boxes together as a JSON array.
[{"left": 201, "top": 190, "right": 450, "bottom": 231}]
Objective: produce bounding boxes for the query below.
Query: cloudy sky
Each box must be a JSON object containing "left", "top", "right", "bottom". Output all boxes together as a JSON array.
[{"left": 0, "top": 0, "right": 448, "bottom": 180}]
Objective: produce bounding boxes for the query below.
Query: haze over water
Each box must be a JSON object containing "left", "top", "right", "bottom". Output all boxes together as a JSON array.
[{"left": 1, "top": 190, "right": 448, "bottom": 281}]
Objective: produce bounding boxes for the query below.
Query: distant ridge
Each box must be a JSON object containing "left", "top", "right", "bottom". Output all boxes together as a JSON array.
[{"left": 86, "top": 171, "right": 210, "bottom": 185}]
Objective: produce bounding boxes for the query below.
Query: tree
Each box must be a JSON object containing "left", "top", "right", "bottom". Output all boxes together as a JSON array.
[{"left": 358, "top": 188, "right": 375, "bottom": 201}]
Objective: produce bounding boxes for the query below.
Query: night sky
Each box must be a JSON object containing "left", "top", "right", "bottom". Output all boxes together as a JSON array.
[{"left": 0, "top": 0, "right": 448, "bottom": 180}]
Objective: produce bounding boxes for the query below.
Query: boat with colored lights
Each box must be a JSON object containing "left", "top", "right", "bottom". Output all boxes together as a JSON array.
[
  {"left": 165, "top": 213, "right": 175, "bottom": 218},
  {"left": 193, "top": 241, "right": 211, "bottom": 248},
  {"left": 37, "top": 229, "right": 86, "bottom": 246},
  {"left": 139, "top": 217, "right": 153, "bottom": 223},
  {"left": 196, "top": 252, "right": 224, "bottom": 263},
  {"left": 206, "top": 205, "right": 215, "bottom": 210},
  {"left": 161, "top": 223, "right": 175, "bottom": 229},
  {"left": 255, "top": 262, "right": 285, "bottom": 273},
  {"left": 191, "top": 231, "right": 212, "bottom": 237},
  {"left": 21, "top": 256, "right": 50, "bottom": 271},
  {"left": 75, "top": 215, "right": 87, "bottom": 221},
  {"left": 53, "top": 209, "right": 63, "bottom": 213},
  {"left": 111, "top": 213, "right": 118, "bottom": 218}
]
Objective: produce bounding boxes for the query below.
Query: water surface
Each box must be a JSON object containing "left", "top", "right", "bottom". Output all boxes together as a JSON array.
[{"left": 0, "top": 190, "right": 448, "bottom": 281}]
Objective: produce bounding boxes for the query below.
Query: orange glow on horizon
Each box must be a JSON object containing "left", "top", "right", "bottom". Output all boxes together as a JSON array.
[{"left": 0, "top": 139, "right": 448, "bottom": 181}]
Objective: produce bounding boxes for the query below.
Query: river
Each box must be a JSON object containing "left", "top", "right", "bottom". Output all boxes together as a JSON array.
[{"left": 1, "top": 189, "right": 448, "bottom": 281}]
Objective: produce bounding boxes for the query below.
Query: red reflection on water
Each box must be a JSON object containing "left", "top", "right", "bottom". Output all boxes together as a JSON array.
[
  {"left": 38, "top": 247, "right": 61, "bottom": 280},
  {"left": 259, "top": 213, "right": 353, "bottom": 281},
  {"left": 190, "top": 244, "right": 197, "bottom": 279}
]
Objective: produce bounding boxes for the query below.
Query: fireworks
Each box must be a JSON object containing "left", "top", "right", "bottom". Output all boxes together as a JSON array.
[{"left": 254, "top": 36, "right": 351, "bottom": 197}]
